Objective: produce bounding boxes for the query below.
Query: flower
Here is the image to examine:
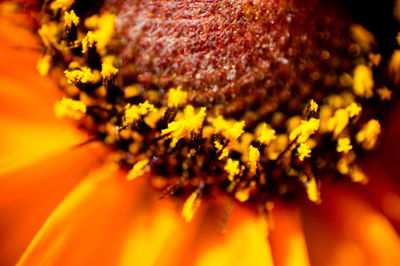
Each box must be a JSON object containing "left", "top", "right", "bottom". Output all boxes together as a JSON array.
[{"left": 1, "top": 2, "right": 400, "bottom": 266}]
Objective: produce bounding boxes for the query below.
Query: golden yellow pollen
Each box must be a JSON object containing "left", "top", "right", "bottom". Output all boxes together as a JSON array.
[
  {"left": 82, "top": 31, "right": 96, "bottom": 54},
  {"left": 36, "top": 54, "right": 52, "bottom": 76},
  {"left": 356, "top": 119, "right": 381, "bottom": 150},
  {"left": 377, "top": 87, "right": 393, "bottom": 101},
  {"left": 124, "top": 101, "right": 154, "bottom": 126},
  {"left": 248, "top": 145, "right": 260, "bottom": 175},
  {"left": 84, "top": 13, "right": 116, "bottom": 55},
  {"left": 50, "top": 0, "right": 74, "bottom": 11},
  {"left": 337, "top": 137, "right": 353, "bottom": 153},
  {"left": 101, "top": 61, "right": 118, "bottom": 79},
  {"left": 162, "top": 105, "right": 206, "bottom": 147},
  {"left": 168, "top": 86, "right": 188, "bottom": 107},
  {"left": 353, "top": 64, "right": 374, "bottom": 98},
  {"left": 289, "top": 118, "right": 320, "bottom": 143},
  {"left": 64, "top": 10, "right": 79, "bottom": 28},
  {"left": 297, "top": 143, "right": 312, "bottom": 161},
  {"left": 54, "top": 97, "right": 86, "bottom": 120},
  {"left": 64, "top": 67, "right": 95, "bottom": 84},
  {"left": 327, "top": 109, "right": 349, "bottom": 138},
  {"left": 350, "top": 24, "right": 376, "bottom": 51},
  {"left": 389, "top": 50, "right": 400, "bottom": 85},
  {"left": 127, "top": 159, "right": 150, "bottom": 181},
  {"left": 225, "top": 158, "right": 240, "bottom": 181},
  {"left": 258, "top": 123, "right": 276, "bottom": 145},
  {"left": 182, "top": 189, "right": 201, "bottom": 222},
  {"left": 346, "top": 102, "right": 362, "bottom": 118},
  {"left": 309, "top": 99, "right": 319, "bottom": 113}
]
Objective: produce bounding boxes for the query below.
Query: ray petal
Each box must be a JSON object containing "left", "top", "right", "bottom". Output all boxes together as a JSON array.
[
  {"left": 269, "top": 202, "right": 311, "bottom": 266},
  {"left": 0, "top": 142, "right": 105, "bottom": 266},
  {"left": 17, "top": 165, "right": 135, "bottom": 266}
]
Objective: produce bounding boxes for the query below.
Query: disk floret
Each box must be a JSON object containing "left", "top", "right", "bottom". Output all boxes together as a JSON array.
[{"left": 38, "top": 1, "right": 393, "bottom": 222}]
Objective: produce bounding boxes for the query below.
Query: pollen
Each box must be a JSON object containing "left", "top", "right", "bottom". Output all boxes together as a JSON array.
[
  {"left": 337, "top": 137, "right": 353, "bottom": 153},
  {"left": 309, "top": 99, "right": 319, "bottom": 113},
  {"left": 356, "top": 119, "right": 381, "bottom": 150},
  {"left": 64, "top": 10, "right": 79, "bottom": 28},
  {"left": 248, "top": 146, "right": 260, "bottom": 175},
  {"left": 289, "top": 118, "right": 320, "bottom": 143},
  {"left": 168, "top": 86, "right": 187, "bottom": 107},
  {"left": 353, "top": 64, "right": 374, "bottom": 98},
  {"left": 162, "top": 105, "right": 206, "bottom": 147},
  {"left": 225, "top": 158, "right": 241, "bottom": 181},
  {"left": 297, "top": 143, "right": 312, "bottom": 161},
  {"left": 377, "top": 87, "right": 393, "bottom": 101},
  {"left": 101, "top": 61, "right": 118, "bottom": 79},
  {"left": 82, "top": 31, "right": 96, "bottom": 54},
  {"left": 54, "top": 97, "right": 86, "bottom": 120},
  {"left": 258, "top": 123, "right": 276, "bottom": 146},
  {"left": 124, "top": 101, "right": 154, "bottom": 126},
  {"left": 64, "top": 67, "right": 94, "bottom": 84},
  {"left": 346, "top": 102, "right": 362, "bottom": 118},
  {"left": 50, "top": 0, "right": 74, "bottom": 11}
]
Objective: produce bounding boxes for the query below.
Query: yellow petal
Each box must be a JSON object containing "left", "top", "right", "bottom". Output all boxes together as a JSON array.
[
  {"left": 0, "top": 142, "right": 105, "bottom": 265},
  {"left": 269, "top": 202, "right": 311, "bottom": 266},
  {"left": 17, "top": 166, "right": 135, "bottom": 266}
]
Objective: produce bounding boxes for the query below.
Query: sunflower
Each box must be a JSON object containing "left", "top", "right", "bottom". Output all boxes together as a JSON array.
[{"left": 1, "top": 1, "right": 400, "bottom": 266}]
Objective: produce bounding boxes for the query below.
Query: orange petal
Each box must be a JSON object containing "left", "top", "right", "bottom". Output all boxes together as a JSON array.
[
  {"left": 303, "top": 183, "right": 400, "bottom": 266},
  {"left": 0, "top": 16, "right": 61, "bottom": 122},
  {"left": 361, "top": 159, "right": 400, "bottom": 230},
  {"left": 118, "top": 195, "right": 192, "bottom": 266},
  {"left": 17, "top": 165, "right": 135, "bottom": 266},
  {"left": 0, "top": 116, "right": 87, "bottom": 175},
  {"left": 196, "top": 204, "right": 274, "bottom": 266},
  {"left": 0, "top": 142, "right": 106, "bottom": 266},
  {"left": 269, "top": 202, "right": 311, "bottom": 266}
]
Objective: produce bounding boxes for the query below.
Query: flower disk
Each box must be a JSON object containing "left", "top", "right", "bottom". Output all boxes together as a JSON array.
[{"left": 37, "top": 0, "right": 390, "bottom": 218}]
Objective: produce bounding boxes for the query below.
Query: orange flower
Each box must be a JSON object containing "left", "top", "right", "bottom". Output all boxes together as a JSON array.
[{"left": 1, "top": 2, "right": 400, "bottom": 266}]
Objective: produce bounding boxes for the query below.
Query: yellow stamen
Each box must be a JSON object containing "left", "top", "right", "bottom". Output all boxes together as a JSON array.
[
  {"left": 162, "top": 105, "right": 206, "bottom": 147},
  {"left": 124, "top": 101, "right": 154, "bottom": 126},
  {"left": 127, "top": 159, "right": 150, "bottom": 181},
  {"left": 225, "top": 158, "right": 240, "bottom": 181},
  {"left": 389, "top": 50, "right": 400, "bottom": 85},
  {"left": 64, "top": 67, "right": 95, "bottom": 84},
  {"left": 297, "top": 143, "right": 311, "bottom": 161},
  {"left": 258, "top": 123, "right": 276, "bottom": 146},
  {"left": 101, "top": 61, "right": 118, "bottom": 79},
  {"left": 346, "top": 102, "right": 362, "bottom": 118},
  {"left": 289, "top": 118, "right": 320, "bottom": 143},
  {"left": 50, "top": 0, "right": 74, "bottom": 11},
  {"left": 54, "top": 97, "right": 86, "bottom": 120},
  {"left": 377, "top": 87, "right": 392, "bottom": 101},
  {"left": 82, "top": 31, "right": 96, "bottom": 54},
  {"left": 353, "top": 64, "right": 374, "bottom": 98},
  {"left": 327, "top": 109, "right": 349, "bottom": 138},
  {"left": 309, "top": 99, "right": 319, "bottom": 113},
  {"left": 248, "top": 145, "right": 260, "bottom": 175},
  {"left": 356, "top": 119, "right": 381, "bottom": 150},
  {"left": 337, "top": 137, "right": 353, "bottom": 154},
  {"left": 64, "top": 10, "right": 79, "bottom": 28},
  {"left": 168, "top": 86, "right": 187, "bottom": 107}
]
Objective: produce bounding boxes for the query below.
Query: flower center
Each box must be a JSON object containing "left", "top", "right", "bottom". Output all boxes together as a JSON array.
[{"left": 37, "top": 0, "right": 390, "bottom": 221}]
